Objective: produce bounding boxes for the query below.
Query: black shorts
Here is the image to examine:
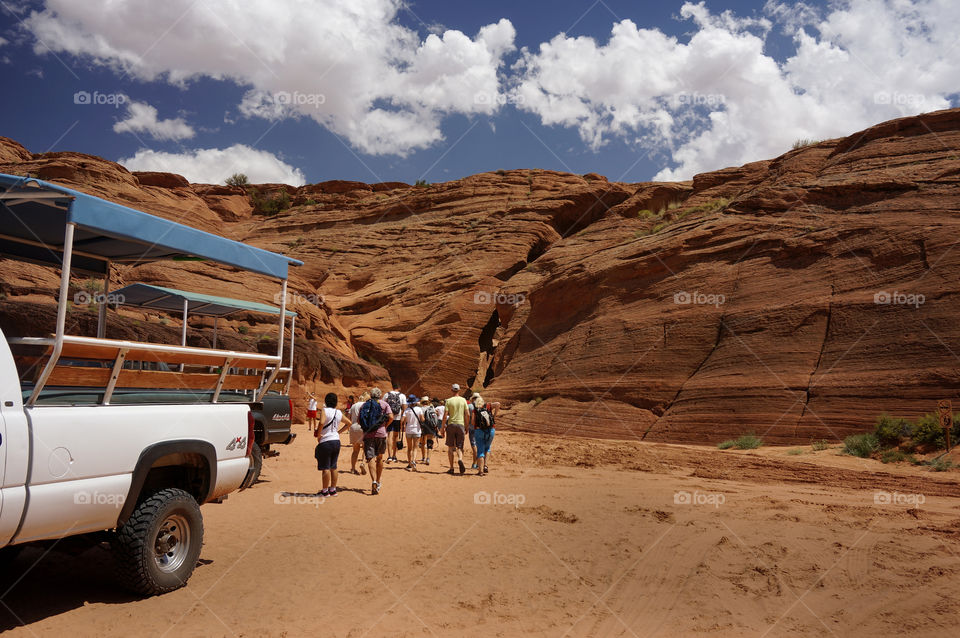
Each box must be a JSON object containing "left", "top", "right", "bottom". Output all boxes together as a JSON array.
[
  {"left": 364, "top": 437, "right": 387, "bottom": 460},
  {"left": 315, "top": 440, "right": 341, "bottom": 471},
  {"left": 387, "top": 420, "right": 402, "bottom": 433}
]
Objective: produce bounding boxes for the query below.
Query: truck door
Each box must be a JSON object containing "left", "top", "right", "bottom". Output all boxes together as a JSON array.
[{"left": 0, "top": 330, "right": 29, "bottom": 547}]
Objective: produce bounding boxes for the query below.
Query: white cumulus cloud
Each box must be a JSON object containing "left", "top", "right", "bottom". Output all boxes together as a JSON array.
[
  {"left": 113, "top": 100, "right": 195, "bottom": 141},
  {"left": 514, "top": 0, "right": 960, "bottom": 180},
  {"left": 119, "top": 145, "right": 306, "bottom": 186},
  {"left": 26, "top": 0, "right": 516, "bottom": 156}
]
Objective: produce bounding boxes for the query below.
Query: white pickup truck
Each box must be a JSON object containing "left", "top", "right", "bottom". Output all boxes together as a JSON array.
[{"left": 0, "top": 173, "right": 301, "bottom": 595}]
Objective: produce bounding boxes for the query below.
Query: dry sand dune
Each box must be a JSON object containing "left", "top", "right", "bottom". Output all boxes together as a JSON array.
[{"left": 2, "top": 429, "right": 959, "bottom": 637}]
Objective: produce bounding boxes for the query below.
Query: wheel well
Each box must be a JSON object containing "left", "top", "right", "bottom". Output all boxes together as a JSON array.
[
  {"left": 119, "top": 440, "right": 218, "bottom": 526},
  {"left": 139, "top": 453, "right": 210, "bottom": 504}
]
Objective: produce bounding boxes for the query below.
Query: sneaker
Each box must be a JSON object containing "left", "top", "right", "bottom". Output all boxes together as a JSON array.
[
  {"left": 424, "top": 458, "right": 430, "bottom": 465},
  {"left": 458, "top": 460, "right": 466, "bottom": 475},
  {"left": 471, "top": 463, "right": 478, "bottom": 469},
  {"left": 483, "top": 466, "right": 489, "bottom": 474},
  {"left": 372, "top": 482, "right": 380, "bottom": 495},
  {"left": 446, "top": 469, "right": 455, "bottom": 475},
  {"left": 319, "top": 488, "right": 330, "bottom": 497},
  {"left": 406, "top": 463, "right": 414, "bottom": 470},
  {"left": 329, "top": 487, "right": 338, "bottom": 497}
]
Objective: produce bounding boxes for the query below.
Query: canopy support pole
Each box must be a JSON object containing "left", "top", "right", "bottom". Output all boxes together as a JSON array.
[
  {"left": 276, "top": 280, "right": 287, "bottom": 359},
  {"left": 181, "top": 298, "right": 188, "bottom": 347},
  {"left": 96, "top": 268, "right": 109, "bottom": 339},
  {"left": 180, "top": 298, "right": 188, "bottom": 371},
  {"left": 287, "top": 314, "right": 296, "bottom": 394},
  {"left": 212, "top": 316, "right": 218, "bottom": 349},
  {"left": 28, "top": 223, "right": 75, "bottom": 406}
]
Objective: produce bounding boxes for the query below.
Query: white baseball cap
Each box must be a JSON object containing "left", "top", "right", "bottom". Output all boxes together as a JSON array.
[{"left": 452, "top": 383, "right": 460, "bottom": 391}]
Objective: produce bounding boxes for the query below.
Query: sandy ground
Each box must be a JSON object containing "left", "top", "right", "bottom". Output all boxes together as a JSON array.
[{"left": 3, "top": 427, "right": 960, "bottom": 637}]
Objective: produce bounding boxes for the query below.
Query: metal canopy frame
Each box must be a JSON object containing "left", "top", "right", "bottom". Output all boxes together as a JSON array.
[
  {"left": 0, "top": 175, "right": 301, "bottom": 404},
  {"left": 110, "top": 283, "right": 298, "bottom": 393}
]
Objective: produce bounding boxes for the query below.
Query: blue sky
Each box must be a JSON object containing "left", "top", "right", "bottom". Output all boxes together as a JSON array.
[{"left": 1, "top": 1, "right": 957, "bottom": 186}]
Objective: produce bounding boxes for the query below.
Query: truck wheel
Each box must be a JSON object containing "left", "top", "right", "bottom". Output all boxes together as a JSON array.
[
  {"left": 113, "top": 488, "right": 204, "bottom": 596},
  {"left": 240, "top": 442, "right": 263, "bottom": 490}
]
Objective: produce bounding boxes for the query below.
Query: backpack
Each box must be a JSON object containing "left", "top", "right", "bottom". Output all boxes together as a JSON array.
[
  {"left": 385, "top": 391, "right": 402, "bottom": 418},
  {"left": 422, "top": 405, "right": 440, "bottom": 434},
  {"left": 358, "top": 398, "right": 385, "bottom": 433},
  {"left": 475, "top": 404, "right": 495, "bottom": 430}
]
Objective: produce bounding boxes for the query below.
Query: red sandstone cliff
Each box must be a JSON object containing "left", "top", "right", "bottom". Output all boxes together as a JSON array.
[{"left": 2, "top": 108, "right": 959, "bottom": 442}]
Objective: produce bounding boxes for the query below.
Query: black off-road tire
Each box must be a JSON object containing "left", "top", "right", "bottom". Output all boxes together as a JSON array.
[
  {"left": 112, "top": 488, "right": 204, "bottom": 596},
  {"left": 240, "top": 442, "right": 263, "bottom": 490}
]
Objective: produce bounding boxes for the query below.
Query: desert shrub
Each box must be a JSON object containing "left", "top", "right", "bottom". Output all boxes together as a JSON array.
[
  {"left": 787, "top": 448, "right": 805, "bottom": 456},
  {"left": 685, "top": 198, "right": 730, "bottom": 215},
  {"left": 874, "top": 413, "right": 912, "bottom": 446},
  {"left": 734, "top": 434, "right": 763, "bottom": 449},
  {"left": 842, "top": 433, "right": 880, "bottom": 458},
  {"left": 880, "top": 449, "right": 906, "bottom": 464},
  {"left": 249, "top": 188, "right": 291, "bottom": 216},
  {"left": 415, "top": 179, "right": 429, "bottom": 187},
  {"left": 811, "top": 439, "right": 830, "bottom": 451},
  {"left": 719, "top": 434, "right": 762, "bottom": 450},
  {"left": 637, "top": 209, "right": 655, "bottom": 219},
  {"left": 237, "top": 325, "right": 248, "bottom": 334},
  {"left": 792, "top": 139, "right": 818, "bottom": 150},
  {"left": 495, "top": 169, "right": 506, "bottom": 176},
  {"left": 912, "top": 413, "right": 946, "bottom": 449},
  {"left": 928, "top": 456, "right": 954, "bottom": 472},
  {"left": 225, "top": 173, "right": 249, "bottom": 186}
]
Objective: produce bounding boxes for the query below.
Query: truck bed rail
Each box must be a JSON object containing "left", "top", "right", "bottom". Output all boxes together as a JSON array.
[{"left": 9, "top": 335, "right": 282, "bottom": 405}]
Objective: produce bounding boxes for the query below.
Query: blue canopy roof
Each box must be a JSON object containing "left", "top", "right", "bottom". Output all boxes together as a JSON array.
[
  {"left": 112, "top": 283, "right": 297, "bottom": 318},
  {"left": 0, "top": 173, "right": 302, "bottom": 278}
]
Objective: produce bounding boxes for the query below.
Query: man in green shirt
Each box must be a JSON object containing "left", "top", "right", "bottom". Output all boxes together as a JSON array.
[{"left": 441, "top": 383, "right": 469, "bottom": 475}]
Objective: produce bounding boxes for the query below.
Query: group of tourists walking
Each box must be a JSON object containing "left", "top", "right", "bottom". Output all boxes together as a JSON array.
[{"left": 308, "top": 384, "right": 499, "bottom": 496}]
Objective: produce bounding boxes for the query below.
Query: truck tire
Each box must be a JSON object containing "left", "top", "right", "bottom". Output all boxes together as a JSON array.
[
  {"left": 113, "top": 488, "right": 204, "bottom": 596},
  {"left": 240, "top": 442, "right": 263, "bottom": 490}
]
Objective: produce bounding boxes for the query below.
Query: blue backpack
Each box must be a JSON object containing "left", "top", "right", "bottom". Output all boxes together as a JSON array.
[{"left": 358, "top": 398, "right": 385, "bottom": 433}]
